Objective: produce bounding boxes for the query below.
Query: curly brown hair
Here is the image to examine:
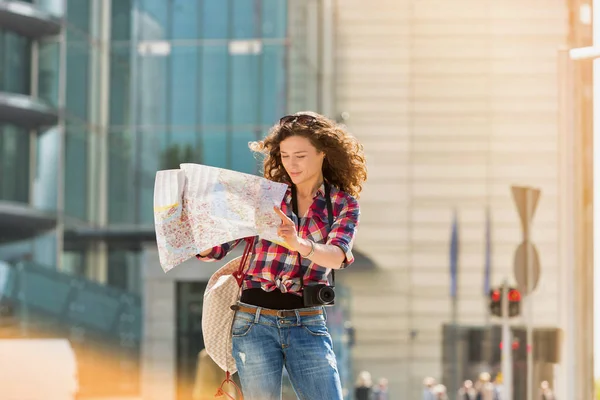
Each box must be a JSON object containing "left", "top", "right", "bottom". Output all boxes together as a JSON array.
[{"left": 249, "top": 111, "right": 367, "bottom": 198}]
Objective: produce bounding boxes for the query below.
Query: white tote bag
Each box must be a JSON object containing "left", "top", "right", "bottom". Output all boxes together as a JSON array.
[{"left": 202, "top": 238, "right": 255, "bottom": 375}]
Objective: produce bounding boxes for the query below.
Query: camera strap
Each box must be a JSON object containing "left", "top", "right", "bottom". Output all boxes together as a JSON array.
[{"left": 291, "top": 182, "right": 335, "bottom": 288}]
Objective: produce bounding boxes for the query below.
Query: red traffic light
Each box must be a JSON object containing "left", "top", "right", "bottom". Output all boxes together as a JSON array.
[
  {"left": 508, "top": 289, "right": 521, "bottom": 302},
  {"left": 499, "top": 340, "right": 520, "bottom": 350},
  {"left": 491, "top": 290, "right": 501, "bottom": 302}
]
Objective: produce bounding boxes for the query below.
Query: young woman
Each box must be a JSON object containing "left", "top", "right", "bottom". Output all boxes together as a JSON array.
[{"left": 197, "top": 111, "right": 367, "bottom": 400}]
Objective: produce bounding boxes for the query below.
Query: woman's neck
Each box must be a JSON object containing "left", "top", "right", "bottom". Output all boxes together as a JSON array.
[{"left": 295, "top": 175, "right": 324, "bottom": 198}]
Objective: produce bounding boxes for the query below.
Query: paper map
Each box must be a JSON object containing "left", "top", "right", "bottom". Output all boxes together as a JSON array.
[{"left": 153, "top": 163, "right": 289, "bottom": 272}]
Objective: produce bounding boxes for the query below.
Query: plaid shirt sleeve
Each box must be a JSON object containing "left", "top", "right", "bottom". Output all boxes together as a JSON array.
[
  {"left": 195, "top": 239, "right": 243, "bottom": 262},
  {"left": 327, "top": 193, "right": 360, "bottom": 269}
]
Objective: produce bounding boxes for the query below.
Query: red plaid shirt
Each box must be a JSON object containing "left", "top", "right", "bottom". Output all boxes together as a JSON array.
[{"left": 197, "top": 183, "right": 359, "bottom": 295}]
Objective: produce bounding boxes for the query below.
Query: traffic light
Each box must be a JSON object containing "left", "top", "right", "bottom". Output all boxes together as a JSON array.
[
  {"left": 489, "top": 287, "right": 521, "bottom": 318},
  {"left": 508, "top": 288, "right": 521, "bottom": 317},
  {"left": 489, "top": 288, "right": 502, "bottom": 317}
]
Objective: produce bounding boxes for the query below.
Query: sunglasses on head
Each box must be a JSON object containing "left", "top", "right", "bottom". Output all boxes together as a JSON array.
[{"left": 279, "top": 114, "right": 317, "bottom": 126}]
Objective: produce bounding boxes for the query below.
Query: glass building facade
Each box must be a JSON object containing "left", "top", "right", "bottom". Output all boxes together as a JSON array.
[
  {"left": 0, "top": 0, "right": 335, "bottom": 397},
  {"left": 108, "top": 0, "right": 288, "bottom": 226},
  {"left": 0, "top": 0, "right": 325, "bottom": 288}
]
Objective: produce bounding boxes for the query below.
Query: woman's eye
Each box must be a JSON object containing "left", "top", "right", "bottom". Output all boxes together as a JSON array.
[
  {"left": 296, "top": 156, "right": 305, "bottom": 159},
  {"left": 281, "top": 155, "right": 289, "bottom": 159}
]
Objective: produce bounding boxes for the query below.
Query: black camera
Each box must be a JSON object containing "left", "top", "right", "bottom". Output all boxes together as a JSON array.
[{"left": 303, "top": 284, "right": 335, "bottom": 307}]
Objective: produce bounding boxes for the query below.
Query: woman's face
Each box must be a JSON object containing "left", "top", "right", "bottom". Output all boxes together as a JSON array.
[{"left": 279, "top": 135, "right": 324, "bottom": 186}]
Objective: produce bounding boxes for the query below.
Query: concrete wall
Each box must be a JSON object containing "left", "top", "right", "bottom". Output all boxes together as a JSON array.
[{"left": 334, "top": 0, "right": 569, "bottom": 397}]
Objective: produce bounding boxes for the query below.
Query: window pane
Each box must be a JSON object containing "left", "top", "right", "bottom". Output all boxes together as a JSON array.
[
  {"left": 261, "top": 44, "right": 286, "bottom": 125},
  {"left": 202, "top": 129, "right": 227, "bottom": 169},
  {"left": 64, "top": 124, "right": 88, "bottom": 220},
  {"left": 138, "top": 131, "right": 163, "bottom": 224},
  {"left": 231, "top": 131, "right": 258, "bottom": 174},
  {"left": 262, "top": 0, "right": 287, "bottom": 39},
  {"left": 66, "top": 30, "right": 90, "bottom": 122},
  {"left": 107, "top": 247, "right": 141, "bottom": 295},
  {"left": 108, "top": 129, "right": 135, "bottom": 224},
  {"left": 38, "top": 41, "right": 60, "bottom": 108},
  {"left": 109, "top": 46, "right": 131, "bottom": 126},
  {"left": 66, "top": 0, "right": 91, "bottom": 35},
  {"left": 139, "top": 0, "right": 168, "bottom": 40},
  {"left": 37, "top": 0, "right": 65, "bottom": 17},
  {"left": 202, "top": 0, "right": 228, "bottom": 39},
  {"left": 111, "top": 0, "right": 132, "bottom": 41},
  {"left": 137, "top": 53, "right": 168, "bottom": 127},
  {"left": 0, "top": 125, "right": 29, "bottom": 203},
  {"left": 200, "top": 46, "right": 228, "bottom": 127},
  {"left": 33, "top": 127, "right": 59, "bottom": 212},
  {"left": 1, "top": 31, "right": 31, "bottom": 95},
  {"left": 62, "top": 249, "right": 86, "bottom": 277},
  {"left": 232, "top": 0, "right": 256, "bottom": 39},
  {"left": 169, "top": 46, "right": 198, "bottom": 127},
  {"left": 108, "top": 129, "right": 163, "bottom": 225},
  {"left": 32, "top": 232, "right": 57, "bottom": 267},
  {"left": 172, "top": 0, "right": 199, "bottom": 39},
  {"left": 231, "top": 54, "right": 259, "bottom": 126}
]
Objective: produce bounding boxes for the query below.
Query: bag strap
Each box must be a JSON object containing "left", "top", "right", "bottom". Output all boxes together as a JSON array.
[
  {"left": 215, "top": 371, "right": 244, "bottom": 400},
  {"left": 291, "top": 182, "right": 336, "bottom": 287},
  {"left": 232, "top": 237, "right": 256, "bottom": 287}
]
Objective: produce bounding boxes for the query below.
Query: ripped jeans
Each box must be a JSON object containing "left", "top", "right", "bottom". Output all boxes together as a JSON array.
[{"left": 231, "top": 302, "right": 344, "bottom": 400}]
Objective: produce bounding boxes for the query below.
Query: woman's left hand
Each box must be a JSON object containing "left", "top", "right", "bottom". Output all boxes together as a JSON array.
[{"left": 274, "top": 207, "right": 300, "bottom": 250}]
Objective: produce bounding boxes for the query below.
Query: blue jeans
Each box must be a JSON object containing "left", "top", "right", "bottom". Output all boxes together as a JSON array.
[{"left": 231, "top": 302, "right": 344, "bottom": 400}]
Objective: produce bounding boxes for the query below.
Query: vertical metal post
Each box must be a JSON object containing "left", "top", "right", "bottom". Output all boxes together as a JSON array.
[
  {"left": 526, "top": 189, "right": 534, "bottom": 400},
  {"left": 501, "top": 280, "right": 513, "bottom": 400},
  {"left": 557, "top": 47, "right": 576, "bottom": 400},
  {"left": 451, "top": 289, "right": 458, "bottom": 399}
]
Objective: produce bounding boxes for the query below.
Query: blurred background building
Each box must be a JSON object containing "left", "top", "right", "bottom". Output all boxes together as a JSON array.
[{"left": 0, "top": 0, "right": 595, "bottom": 400}]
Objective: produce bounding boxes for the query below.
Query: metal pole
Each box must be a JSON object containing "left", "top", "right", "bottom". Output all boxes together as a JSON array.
[
  {"left": 501, "top": 280, "right": 513, "bottom": 400},
  {"left": 452, "top": 292, "right": 458, "bottom": 400},
  {"left": 526, "top": 189, "right": 534, "bottom": 400},
  {"left": 557, "top": 47, "right": 576, "bottom": 400}
]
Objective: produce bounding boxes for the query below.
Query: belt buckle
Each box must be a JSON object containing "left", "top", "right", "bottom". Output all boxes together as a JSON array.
[{"left": 276, "top": 310, "right": 286, "bottom": 318}]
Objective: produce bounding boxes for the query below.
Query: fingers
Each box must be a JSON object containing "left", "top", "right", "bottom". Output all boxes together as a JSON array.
[
  {"left": 273, "top": 206, "right": 294, "bottom": 226},
  {"left": 277, "top": 224, "right": 296, "bottom": 238}
]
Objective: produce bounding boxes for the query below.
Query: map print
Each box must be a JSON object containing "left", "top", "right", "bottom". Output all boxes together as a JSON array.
[{"left": 154, "top": 163, "right": 288, "bottom": 272}]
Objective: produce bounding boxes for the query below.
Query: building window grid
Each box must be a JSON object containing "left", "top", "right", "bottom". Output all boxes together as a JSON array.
[{"left": 107, "top": 0, "right": 291, "bottom": 225}]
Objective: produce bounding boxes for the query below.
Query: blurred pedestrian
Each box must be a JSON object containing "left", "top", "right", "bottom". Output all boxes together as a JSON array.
[
  {"left": 372, "top": 377, "right": 389, "bottom": 400},
  {"left": 355, "top": 370, "right": 373, "bottom": 400},
  {"left": 423, "top": 377, "right": 436, "bottom": 400},
  {"left": 492, "top": 373, "right": 503, "bottom": 400},
  {"left": 539, "top": 381, "right": 555, "bottom": 400},
  {"left": 434, "top": 384, "right": 448, "bottom": 400},
  {"left": 458, "top": 379, "right": 476, "bottom": 400},
  {"left": 475, "top": 372, "right": 495, "bottom": 400}
]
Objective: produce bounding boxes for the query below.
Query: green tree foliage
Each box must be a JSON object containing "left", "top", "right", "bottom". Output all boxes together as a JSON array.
[{"left": 161, "top": 143, "right": 201, "bottom": 170}]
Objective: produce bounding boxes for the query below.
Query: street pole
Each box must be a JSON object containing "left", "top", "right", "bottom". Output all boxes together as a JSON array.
[
  {"left": 452, "top": 291, "right": 458, "bottom": 399},
  {"left": 501, "top": 280, "right": 513, "bottom": 400},
  {"left": 526, "top": 189, "right": 534, "bottom": 400}
]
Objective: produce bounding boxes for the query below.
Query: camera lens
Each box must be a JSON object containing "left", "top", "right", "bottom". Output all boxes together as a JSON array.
[{"left": 317, "top": 286, "right": 335, "bottom": 304}]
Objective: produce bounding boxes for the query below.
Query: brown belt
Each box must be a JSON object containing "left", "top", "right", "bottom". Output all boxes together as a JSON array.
[{"left": 232, "top": 305, "right": 322, "bottom": 318}]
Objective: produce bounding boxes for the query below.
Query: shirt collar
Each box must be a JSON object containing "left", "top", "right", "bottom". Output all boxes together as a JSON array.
[{"left": 284, "top": 182, "right": 327, "bottom": 204}]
